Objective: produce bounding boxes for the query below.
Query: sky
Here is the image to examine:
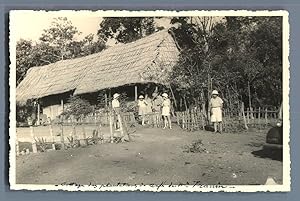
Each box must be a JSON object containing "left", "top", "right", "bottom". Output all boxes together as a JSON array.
[
  {"left": 11, "top": 11, "right": 103, "bottom": 42},
  {"left": 10, "top": 11, "right": 227, "bottom": 49},
  {"left": 10, "top": 11, "right": 173, "bottom": 46}
]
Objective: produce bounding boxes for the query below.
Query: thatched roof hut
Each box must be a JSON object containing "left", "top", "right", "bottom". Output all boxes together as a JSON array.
[{"left": 16, "top": 30, "right": 180, "bottom": 104}]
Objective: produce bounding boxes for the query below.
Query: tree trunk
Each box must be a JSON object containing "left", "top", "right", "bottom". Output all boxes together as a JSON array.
[
  {"left": 248, "top": 80, "right": 252, "bottom": 109},
  {"left": 168, "top": 84, "right": 177, "bottom": 109}
]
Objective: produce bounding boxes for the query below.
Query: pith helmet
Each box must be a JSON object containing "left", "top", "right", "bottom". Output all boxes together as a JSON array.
[{"left": 212, "top": 90, "right": 219, "bottom": 95}]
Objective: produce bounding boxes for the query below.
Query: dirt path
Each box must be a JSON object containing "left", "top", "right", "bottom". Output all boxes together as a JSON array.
[{"left": 15, "top": 126, "right": 283, "bottom": 185}]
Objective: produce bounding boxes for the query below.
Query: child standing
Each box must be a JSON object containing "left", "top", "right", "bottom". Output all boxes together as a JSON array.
[
  {"left": 209, "top": 90, "right": 224, "bottom": 133},
  {"left": 161, "top": 93, "right": 172, "bottom": 129}
]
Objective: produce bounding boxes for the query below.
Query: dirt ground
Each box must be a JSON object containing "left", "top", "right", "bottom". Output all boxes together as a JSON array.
[{"left": 15, "top": 125, "right": 283, "bottom": 186}]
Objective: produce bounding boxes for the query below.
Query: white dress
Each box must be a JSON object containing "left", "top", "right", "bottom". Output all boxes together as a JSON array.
[{"left": 161, "top": 99, "right": 171, "bottom": 116}]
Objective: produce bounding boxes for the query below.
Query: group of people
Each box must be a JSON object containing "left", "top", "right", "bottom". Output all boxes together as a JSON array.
[
  {"left": 111, "top": 91, "right": 173, "bottom": 130},
  {"left": 111, "top": 89, "right": 224, "bottom": 133}
]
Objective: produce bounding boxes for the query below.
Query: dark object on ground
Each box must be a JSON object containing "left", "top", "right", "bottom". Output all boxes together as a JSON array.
[
  {"left": 254, "top": 109, "right": 283, "bottom": 161},
  {"left": 252, "top": 148, "right": 282, "bottom": 161},
  {"left": 204, "top": 125, "right": 215, "bottom": 132},
  {"left": 263, "top": 122, "right": 283, "bottom": 150}
]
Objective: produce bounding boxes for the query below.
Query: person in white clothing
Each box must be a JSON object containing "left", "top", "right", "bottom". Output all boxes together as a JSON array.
[
  {"left": 161, "top": 93, "right": 172, "bottom": 129},
  {"left": 137, "top": 95, "right": 148, "bottom": 126},
  {"left": 112, "top": 93, "right": 120, "bottom": 130},
  {"left": 209, "top": 90, "right": 224, "bottom": 133}
]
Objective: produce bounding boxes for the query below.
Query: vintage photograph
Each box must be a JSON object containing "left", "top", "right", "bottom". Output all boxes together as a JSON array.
[{"left": 9, "top": 10, "right": 290, "bottom": 192}]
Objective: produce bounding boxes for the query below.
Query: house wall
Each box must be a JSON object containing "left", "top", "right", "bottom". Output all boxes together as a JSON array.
[
  {"left": 43, "top": 104, "right": 63, "bottom": 120},
  {"left": 40, "top": 91, "right": 73, "bottom": 121}
]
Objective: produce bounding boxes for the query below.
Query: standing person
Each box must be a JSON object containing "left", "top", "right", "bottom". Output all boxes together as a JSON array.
[
  {"left": 161, "top": 93, "right": 172, "bottom": 129},
  {"left": 137, "top": 95, "right": 148, "bottom": 126},
  {"left": 112, "top": 93, "right": 121, "bottom": 130},
  {"left": 151, "top": 92, "right": 163, "bottom": 127},
  {"left": 145, "top": 94, "right": 153, "bottom": 125},
  {"left": 209, "top": 90, "right": 224, "bottom": 133}
]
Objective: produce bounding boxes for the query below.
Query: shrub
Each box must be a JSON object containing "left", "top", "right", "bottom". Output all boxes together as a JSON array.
[{"left": 62, "top": 95, "right": 93, "bottom": 120}]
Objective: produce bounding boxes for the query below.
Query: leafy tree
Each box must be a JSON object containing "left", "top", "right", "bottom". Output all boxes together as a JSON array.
[
  {"left": 16, "top": 39, "right": 34, "bottom": 85},
  {"left": 97, "top": 17, "right": 158, "bottom": 44},
  {"left": 170, "top": 16, "right": 282, "bottom": 109},
  {"left": 39, "top": 17, "right": 81, "bottom": 60}
]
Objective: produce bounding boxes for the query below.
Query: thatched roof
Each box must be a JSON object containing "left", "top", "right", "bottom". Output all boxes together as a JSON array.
[{"left": 16, "top": 30, "right": 180, "bottom": 103}]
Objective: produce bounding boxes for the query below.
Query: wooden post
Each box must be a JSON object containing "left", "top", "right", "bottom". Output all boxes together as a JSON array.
[
  {"left": 49, "top": 123, "right": 56, "bottom": 150},
  {"left": 265, "top": 108, "right": 268, "bottom": 125},
  {"left": 191, "top": 110, "right": 195, "bottom": 131},
  {"left": 241, "top": 103, "right": 248, "bottom": 130},
  {"left": 135, "top": 85, "right": 138, "bottom": 101},
  {"left": 187, "top": 110, "right": 190, "bottom": 131},
  {"left": 36, "top": 102, "right": 40, "bottom": 126},
  {"left": 109, "top": 110, "right": 114, "bottom": 143},
  {"left": 61, "top": 99, "right": 64, "bottom": 113},
  {"left": 258, "top": 107, "right": 261, "bottom": 129},
  {"left": 105, "top": 92, "right": 108, "bottom": 108},
  {"left": 246, "top": 108, "right": 250, "bottom": 124},
  {"left": 179, "top": 98, "right": 183, "bottom": 111},
  {"left": 182, "top": 112, "right": 185, "bottom": 129},
  {"left": 60, "top": 123, "right": 65, "bottom": 150},
  {"left": 30, "top": 126, "right": 37, "bottom": 153},
  {"left": 250, "top": 107, "right": 254, "bottom": 119}
]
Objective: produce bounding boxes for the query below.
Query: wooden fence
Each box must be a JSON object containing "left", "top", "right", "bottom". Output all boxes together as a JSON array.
[
  {"left": 16, "top": 111, "right": 136, "bottom": 155},
  {"left": 176, "top": 104, "right": 281, "bottom": 132}
]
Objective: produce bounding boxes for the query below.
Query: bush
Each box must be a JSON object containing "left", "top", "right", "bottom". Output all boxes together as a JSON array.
[{"left": 62, "top": 95, "right": 93, "bottom": 120}]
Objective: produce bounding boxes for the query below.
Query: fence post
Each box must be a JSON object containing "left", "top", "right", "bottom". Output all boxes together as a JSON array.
[
  {"left": 109, "top": 110, "right": 114, "bottom": 143},
  {"left": 246, "top": 107, "right": 250, "bottom": 124},
  {"left": 186, "top": 110, "right": 190, "bottom": 131},
  {"left": 60, "top": 123, "right": 65, "bottom": 150},
  {"left": 30, "top": 126, "right": 38, "bottom": 153},
  {"left": 258, "top": 107, "right": 261, "bottom": 129},
  {"left": 241, "top": 103, "right": 248, "bottom": 130},
  {"left": 250, "top": 107, "right": 254, "bottom": 119},
  {"left": 181, "top": 112, "right": 184, "bottom": 129},
  {"left": 265, "top": 108, "right": 268, "bottom": 125}
]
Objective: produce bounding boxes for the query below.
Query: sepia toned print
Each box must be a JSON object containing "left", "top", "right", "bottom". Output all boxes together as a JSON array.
[{"left": 9, "top": 10, "right": 290, "bottom": 192}]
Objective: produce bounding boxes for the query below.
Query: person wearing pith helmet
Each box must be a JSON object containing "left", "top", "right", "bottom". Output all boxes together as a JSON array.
[
  {"left": 112, "top": 93, "right": 121, "bottom": 130},
  {"left": 137, "top": 95, "right": 148, "bottom": 126},
  {"left": 161, "top": 93, "right": 172, "bottom": 129},
  {"left": 209, "top": 90, "right": 224, "bottom": 133}
]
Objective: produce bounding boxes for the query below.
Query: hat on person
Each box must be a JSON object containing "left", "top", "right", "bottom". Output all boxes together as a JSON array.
[
  {"left": 139, "top": 95, "right": 144, "bottom": 99},
  {"left": 212, "top": 90, "right": 219, "bottom": 95},
  {"left": 113, "top": 93, "right": 120, "bottom": 99},
  {"left": 162, "top": 93, "right": 168, "bottom": 98}
]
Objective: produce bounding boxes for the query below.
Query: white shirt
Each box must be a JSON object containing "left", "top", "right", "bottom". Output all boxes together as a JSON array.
[{"left": 112, "top": 99, "right": 120, "bottom": 108}]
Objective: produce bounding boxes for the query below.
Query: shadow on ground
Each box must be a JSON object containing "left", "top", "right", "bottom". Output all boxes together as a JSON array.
[{"left": 251, "top": 149, "right": 283, "bottom": 161}]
